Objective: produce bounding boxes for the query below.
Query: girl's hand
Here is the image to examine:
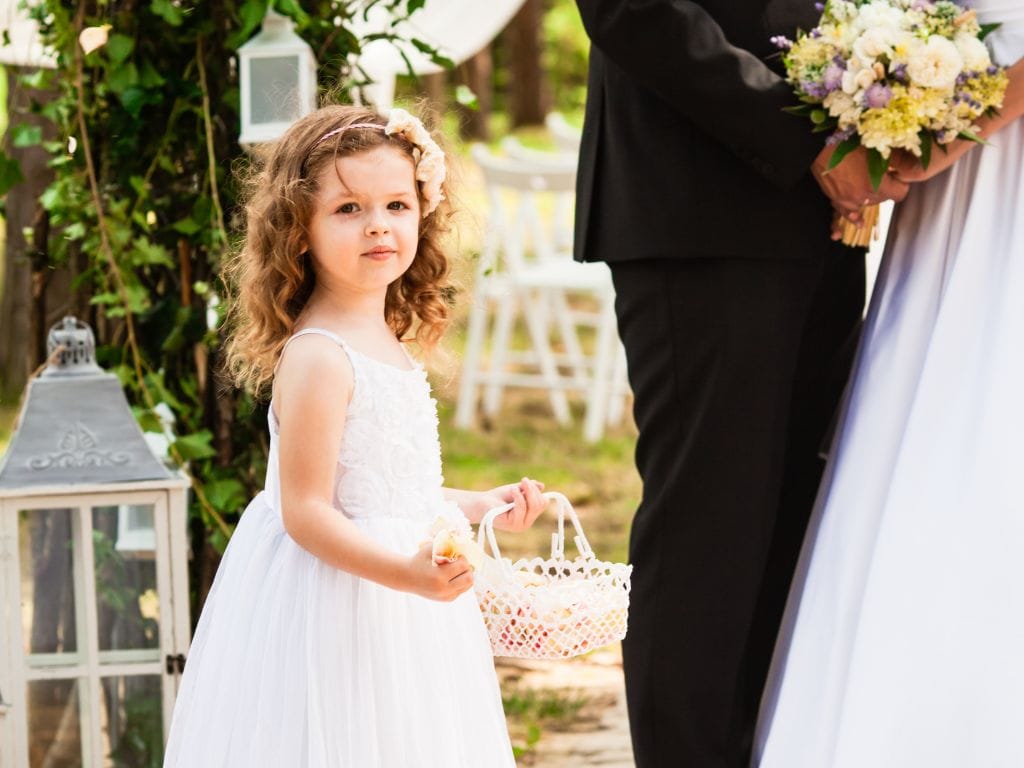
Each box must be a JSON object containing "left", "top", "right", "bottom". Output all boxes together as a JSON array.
[
  {"left": 481, "top": 477, "right": 547, "bottom": 533},
  {"left": 403, "top": 542, "right": 475, "bottom": 602}
]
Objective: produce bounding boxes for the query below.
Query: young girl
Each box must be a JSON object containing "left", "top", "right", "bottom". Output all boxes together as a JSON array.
[{"left": 163, "top": 105, "right": 546, "bottom": 767}]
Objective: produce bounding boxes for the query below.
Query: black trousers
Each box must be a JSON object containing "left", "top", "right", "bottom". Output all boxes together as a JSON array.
[{"left": 611, "top": 249, "right": 864, "bottom": 768}]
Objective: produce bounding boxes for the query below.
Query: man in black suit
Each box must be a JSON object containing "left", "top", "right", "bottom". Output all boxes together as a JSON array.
[{"left": 572, "top": 2, "right": 909, "bottom": 766}]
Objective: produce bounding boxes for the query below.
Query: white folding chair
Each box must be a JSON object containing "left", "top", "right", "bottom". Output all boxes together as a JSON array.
[
  {"left": 545, "top": 112, "right": 582, "bottom": 155},
  {"left": 455, "top": 144, "right": 628, "bottom": 442}
]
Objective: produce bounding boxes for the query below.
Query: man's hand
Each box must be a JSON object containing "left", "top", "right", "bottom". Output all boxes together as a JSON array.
[{"left": 812, "top": 144, "right": 909, "bottom": 221}]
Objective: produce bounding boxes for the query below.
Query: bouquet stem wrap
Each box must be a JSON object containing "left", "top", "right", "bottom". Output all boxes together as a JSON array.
[{"left": 836, "top": 203, "right": 882, "bottom": 248}]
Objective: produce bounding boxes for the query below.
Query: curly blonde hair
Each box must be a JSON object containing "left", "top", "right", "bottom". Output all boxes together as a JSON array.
[{"left": 222, "top": 104, "right": 454, "bottom": 396}]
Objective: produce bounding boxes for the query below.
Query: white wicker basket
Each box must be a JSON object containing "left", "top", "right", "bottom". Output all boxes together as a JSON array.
[{"left": 474, "top": 492, "right": 632, "bottom": 659}]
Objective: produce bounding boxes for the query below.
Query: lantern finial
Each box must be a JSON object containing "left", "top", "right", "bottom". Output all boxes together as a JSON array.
[{"left": 43, "top": 315, "right": 102, "bottom": 377}]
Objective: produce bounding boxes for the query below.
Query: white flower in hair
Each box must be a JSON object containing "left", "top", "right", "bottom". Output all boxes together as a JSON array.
[{"left": 385, "top": 107, "right": 447, "bottom": 217}]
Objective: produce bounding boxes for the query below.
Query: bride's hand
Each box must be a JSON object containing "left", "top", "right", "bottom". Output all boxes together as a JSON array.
[{"left": 888, "top": 141, "right": 977, "bottom": 184}]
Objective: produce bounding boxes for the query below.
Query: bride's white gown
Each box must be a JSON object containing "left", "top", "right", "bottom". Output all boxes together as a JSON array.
[{"left": 756, "top": 5, "right": 1024, "bottom": 766}]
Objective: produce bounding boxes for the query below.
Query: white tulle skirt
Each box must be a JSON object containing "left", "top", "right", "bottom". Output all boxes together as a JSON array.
[{"left": 164, "top": 493, "right": 515, "bottom": 767}]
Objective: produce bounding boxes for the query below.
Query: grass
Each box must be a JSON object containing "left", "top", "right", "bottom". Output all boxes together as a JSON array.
[{"left": 503, "top": 685, "right": 589, "bottom": 758}]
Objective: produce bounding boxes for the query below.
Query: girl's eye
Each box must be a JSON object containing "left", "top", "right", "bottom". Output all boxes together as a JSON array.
[
  {"left": 337, "top": 202, "right": 358, "bottom": 214},
  {"left": 387, "top": 201, "right": 408, "bottom": 211}
]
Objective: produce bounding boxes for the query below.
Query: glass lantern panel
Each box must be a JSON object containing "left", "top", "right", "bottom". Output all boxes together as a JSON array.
[
  {"left": 27, "top": 677, "right": 83, "bottom": 767},
  {"left": 250, "top": 55, "right": 301, "bottom": 124},
  {"left": 100, "top": 674, "right": 163, "bottom": 767},
  {"left": 93, "top": 505, "right": 160, "bottom": 653},
  {"left": 19, "top": 508, "right": 79, "bottom": 656}
]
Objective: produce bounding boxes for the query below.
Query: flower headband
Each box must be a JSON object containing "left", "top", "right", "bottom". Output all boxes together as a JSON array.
[{"left": 311, "top": 108, "right": 446, "bottom": 217}]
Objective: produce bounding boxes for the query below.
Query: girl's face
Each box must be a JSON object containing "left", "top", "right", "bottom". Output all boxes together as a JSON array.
[{"left": 305, "top": 145, "right": 421, "bottom": 301}]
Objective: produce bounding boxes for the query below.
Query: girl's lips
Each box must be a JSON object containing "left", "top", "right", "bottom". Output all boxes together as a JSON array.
[{"left": 363, "top": 247, "right": 396, "bottom": 259}]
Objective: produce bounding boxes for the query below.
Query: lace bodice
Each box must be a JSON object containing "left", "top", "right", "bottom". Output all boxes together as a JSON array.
[{"left": 264, "top": 329, "right": 454, "bottom": 523}]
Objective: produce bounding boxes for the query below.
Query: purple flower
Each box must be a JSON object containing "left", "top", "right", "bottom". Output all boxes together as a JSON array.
[
  {"left": 890, "top": 63, "right": 909, "bottom": 84},
  {"left": 864, "top": 83, "right": 893, "bottom": 109},
  {"left": 827, "top": 126, "right": 857, "bottom": 146},
  {"left": 801, "top": 80, "right": 830, "bottom": 99},
  {"left": 814, "top": 2, "right": 825, "bottom": 10},
  {"left": 823, "top": 63, "right": 845, "bottom": 92},
  {"left": 911, "top": 0, "right": 934, "bottom": 10},
  {"left": 771, "top": 35, "right": 793, "bottom": 49}
]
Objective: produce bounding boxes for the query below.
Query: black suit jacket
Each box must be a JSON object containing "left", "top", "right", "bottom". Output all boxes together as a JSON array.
[{"left": 574, "top": 0, "right": 839, "bottom": 262}]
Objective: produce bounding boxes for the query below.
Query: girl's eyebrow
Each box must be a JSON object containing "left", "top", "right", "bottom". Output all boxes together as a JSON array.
[{"left": 322, "top": 188, "right": 416, "bottom": 203}]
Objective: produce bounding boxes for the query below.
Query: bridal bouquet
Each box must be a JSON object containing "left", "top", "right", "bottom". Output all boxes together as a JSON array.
[{"left": 774, "top": 0, "right": 1009, "bottom": 244}]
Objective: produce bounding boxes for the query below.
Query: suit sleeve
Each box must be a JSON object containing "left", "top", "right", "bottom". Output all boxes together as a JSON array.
[{"left": 576, "top": 0, "right": 824, "bottom": 189}]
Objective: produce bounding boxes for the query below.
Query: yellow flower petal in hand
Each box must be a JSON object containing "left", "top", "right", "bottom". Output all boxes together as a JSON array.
[
  {"left": 431, "top": 528, "right": 484, "bottom": 570},
  {"left": 79, "top": 24, "right": 112, "bottom": 55}
]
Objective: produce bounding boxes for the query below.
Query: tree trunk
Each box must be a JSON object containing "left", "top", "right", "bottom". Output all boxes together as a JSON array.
[
  {"left": 457, "top": 48, "right": 493, "bottom": 141},
  {"left": 505, "top": 0, "right": 550, "bottom": 128},
  {"left": 0, "top": 67, "right": 57, "bottom": 396},
  {"left": 420, "top": 71, "right": 447, "bottom": 120}
]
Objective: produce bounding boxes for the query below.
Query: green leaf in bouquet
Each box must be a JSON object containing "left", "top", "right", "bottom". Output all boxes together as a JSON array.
[
  {"left": 866, "top": 148, "right": 887, "bottom": 193},
  {"left": 827, "top": 135, "right": 860, "bottom": 171},
  {"left": 782, "top": 103, "right": 818, "bottom": 117},
  {"left": 957, "top": 129, "right": 991, "bottom": 146},
  {"left": 919, "top": 132, "right": 932, "bottom": 171},
  {"left": 979, "top": 22, "right": 1001, "bottom": 40}
]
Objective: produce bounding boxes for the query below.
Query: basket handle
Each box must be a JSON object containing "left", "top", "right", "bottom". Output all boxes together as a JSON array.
[{"left": 476, "top": 491, "right": 595, "bottom": 564}]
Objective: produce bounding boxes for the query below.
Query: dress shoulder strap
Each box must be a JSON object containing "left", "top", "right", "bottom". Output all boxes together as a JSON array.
[
  {"left": 286, "top": 327, "right": 346, "bottom": 347},
  {"left": 274, "top": 328, "right": 351, "bottom": 374}
]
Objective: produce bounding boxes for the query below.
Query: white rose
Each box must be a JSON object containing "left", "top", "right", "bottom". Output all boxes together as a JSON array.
[
  {"left": 954, "top": 32, "right": 992, "bottom": 72},
  {"left": 854, "top": 2, "right": 907, "bottom": 33},
  {"left": 842, "top": 63, "right": 879, "bottom": 95},
  {"left": 890, "top": 30, "right": 923, "bottom": 66},
  {"left": 853, "top": 27, "right": 896, "bottom": 61},
  {"left": 907, "top": 36, "right": 964, "bottom": 90}
]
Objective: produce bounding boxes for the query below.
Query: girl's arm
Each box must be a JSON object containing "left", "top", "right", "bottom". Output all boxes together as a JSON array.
[
  {"left": 891, "top": 58, "right": 1024, "bottom": 183},
  {"left": 276, "top": 335, "right": 472, "bottom": 602},
  {"left": 444, "top": 478, "right": 546, "bottom": 531}
]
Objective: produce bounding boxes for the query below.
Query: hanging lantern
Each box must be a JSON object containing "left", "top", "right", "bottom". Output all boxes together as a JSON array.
[
  {"left": 237, "top": 7, "right": 318, "bottom": 145},
  {"left": 0, "top": 317, "right": 190, "bottom": 767}
]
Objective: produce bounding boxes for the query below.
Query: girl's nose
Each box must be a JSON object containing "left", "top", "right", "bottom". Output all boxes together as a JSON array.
[{"left": 365, "top": 211, "right": 390, "bottom": 236}]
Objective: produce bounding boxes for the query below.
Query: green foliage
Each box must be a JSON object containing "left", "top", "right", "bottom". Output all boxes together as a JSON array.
[
  {"left": 7, "top": 0, "right": 440, "bottom": 618},
  {"left": 542, "top": 0, "right": 589, "bottom": 115}
]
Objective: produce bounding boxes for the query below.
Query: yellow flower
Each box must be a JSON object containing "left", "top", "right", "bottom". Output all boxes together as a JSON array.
[
  {"left": 858, "top": 84, "right": 932, "bottom": 156},
  {"left": 428, "top": 516, "right": 484, "bottom": 570}
]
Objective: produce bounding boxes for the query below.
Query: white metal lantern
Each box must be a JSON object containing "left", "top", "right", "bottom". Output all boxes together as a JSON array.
[
  {"left": 238, "top": 7, "right": 318, "bottom": 145},
  {"left": 0, "top": 317, "right": 190, "bottom": 767}
]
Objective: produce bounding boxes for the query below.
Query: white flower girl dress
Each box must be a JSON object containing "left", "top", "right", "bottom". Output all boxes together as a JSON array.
[{"left": 164, "top": 329, "right": 514, "bottom": 767}]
